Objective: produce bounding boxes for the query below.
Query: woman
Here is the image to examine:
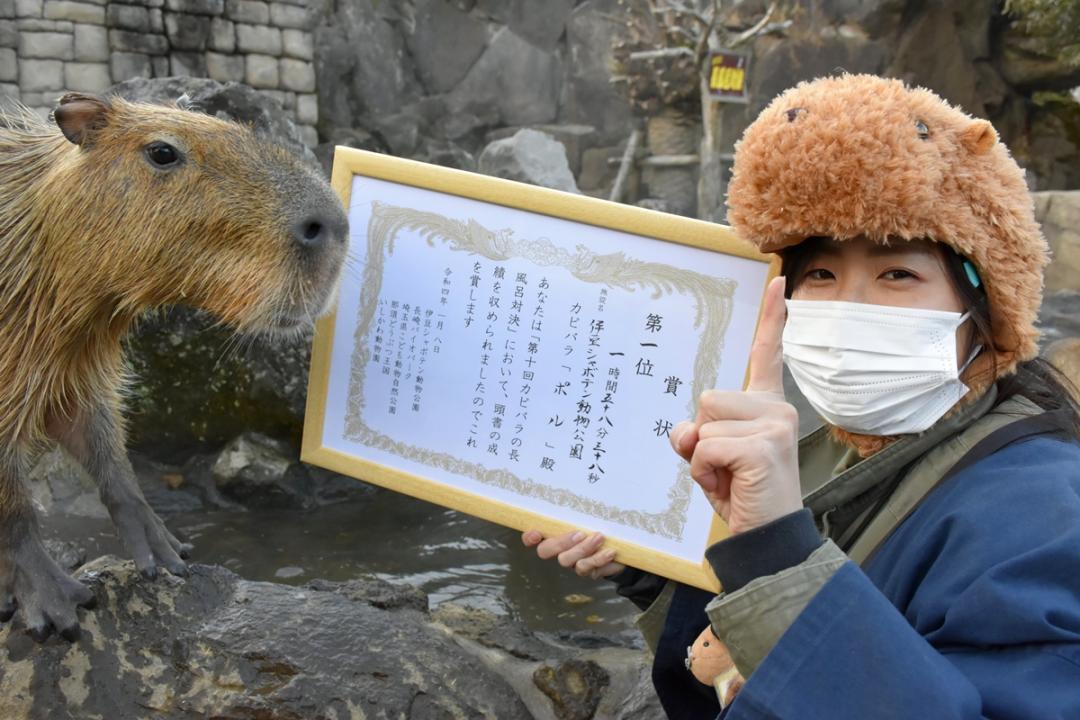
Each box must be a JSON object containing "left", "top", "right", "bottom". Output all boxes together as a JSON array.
[{"left": 523, "top": 75, "right": 1080, "bottom": 718}]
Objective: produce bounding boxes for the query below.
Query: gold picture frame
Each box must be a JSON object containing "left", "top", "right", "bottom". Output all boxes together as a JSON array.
[{"left": 302, "top": 147, "right": 778, "bottom": 591}]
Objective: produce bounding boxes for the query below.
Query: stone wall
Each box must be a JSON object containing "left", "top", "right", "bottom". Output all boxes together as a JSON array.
[{"left": 0, "top": 0, "right": 318, "bottom": 146}]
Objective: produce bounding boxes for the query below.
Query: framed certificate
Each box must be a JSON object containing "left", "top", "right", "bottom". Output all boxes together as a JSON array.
[{"left": 302, "top": 148, "right": 777, "bottom": 590}]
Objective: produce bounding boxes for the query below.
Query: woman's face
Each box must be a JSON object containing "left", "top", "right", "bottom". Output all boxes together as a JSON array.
[{"left": 790, "top": 236, "right": 974, "bottom": 362}]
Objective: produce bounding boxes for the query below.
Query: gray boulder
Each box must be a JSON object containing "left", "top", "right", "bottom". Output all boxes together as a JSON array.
[
  {"left": 447, "top": 27, "right": 562, "bottom": 134},
  {"left": 0, "top": 557, "right": 533, "bottom": 719},
  {"left": 108, "top": 76, "right": 318, "bottom": 170},
  {"left": 407, "top": 0, "right": 490, "bottom": 94},
  {"left": 559, "top": 0, "right": 638, "bottom": 145},
  {"left": 479, "top": 128, "right": 580, "bottom": 192},
  {"left": 314, "top": 1, "right": 420, "bottom": 133}
]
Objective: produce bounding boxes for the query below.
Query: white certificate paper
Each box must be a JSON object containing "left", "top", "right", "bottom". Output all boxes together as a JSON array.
[{"left": 305, "top": 150, "right": 773, "bottom": 588}]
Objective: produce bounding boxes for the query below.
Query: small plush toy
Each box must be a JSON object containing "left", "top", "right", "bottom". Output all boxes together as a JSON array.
[{"left": 685, "top": 626, "right": 744, "bottom": 707}]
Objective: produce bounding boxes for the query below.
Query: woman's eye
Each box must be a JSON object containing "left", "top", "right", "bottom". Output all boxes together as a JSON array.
[
  {"left": 145, "top": 142, "right": 180, "bottom": 167},
  {"left": 804, "top": 268, "right": 835, "bottom": 281},
  {"left": 881, "top": 269, "right": 916, "bottom": 281}
]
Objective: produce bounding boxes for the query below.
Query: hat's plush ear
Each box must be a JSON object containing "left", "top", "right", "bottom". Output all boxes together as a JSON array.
[
  {"left": 53, "top": 93, "right": 112, "bottom": 147},
  {"left": 961, "top": 119, "right": 997, "bottom": 155}
]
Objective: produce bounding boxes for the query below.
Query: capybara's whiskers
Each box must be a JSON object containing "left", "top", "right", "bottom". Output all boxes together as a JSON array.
[{"left": 0, "top": 92, "right": 348, "bottom": 641}]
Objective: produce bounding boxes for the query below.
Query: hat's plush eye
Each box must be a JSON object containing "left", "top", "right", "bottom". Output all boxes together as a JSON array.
[
  {"left": 915, "top": 120, "right": 930, "bottom": 140},
  {"left": 786, "top": 107, "right": 806, "bottom": 122}
]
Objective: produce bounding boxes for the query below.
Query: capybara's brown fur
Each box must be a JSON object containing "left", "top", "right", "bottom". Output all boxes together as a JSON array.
[{"left": 0, "top": 93, "right": 347, "bottom": 640}]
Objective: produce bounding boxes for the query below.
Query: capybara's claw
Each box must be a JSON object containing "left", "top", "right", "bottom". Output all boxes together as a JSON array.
[
  {"left": 108, "top": 494, "right": 191, "bottom": 583},
  {"left": 4, "top": 533, "right": 96, "bottom": 643}
]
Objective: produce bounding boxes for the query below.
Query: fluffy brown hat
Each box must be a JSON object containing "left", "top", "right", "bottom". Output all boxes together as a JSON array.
[{"left": 726, "top": 74, "right": 1050, "bottom": 453}]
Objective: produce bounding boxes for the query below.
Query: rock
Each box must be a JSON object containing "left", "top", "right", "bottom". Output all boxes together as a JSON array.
[
  {"left": 314, "top": 0, "right": 420, "bottom": 132},
  {"left": 120, "top": 306, "right": 309, "bottom": 459},
  {"left": 42, "top": 539, "right": 87, "bottom": 572},
  {"left": 433, "top": 602, "right": 558, "bottom": 661},
  {"left": 507, "top": 0, "right": 573, "bottom": 52},
  {"left": 1038, "top": 291, "right": 1080, "bottom": 348},
  {"left": 886, "top": 2, "right": 990, "bottom": 117},
  {"left": 27, "top": 448, "right": 108, "bottom": 520},
  {"left": 429, "top": 601, "right": 661, "bottom": 720},
  {"left": 578, "top": 145, "right": 620, "bottom": 195},
  {"left": 72, "top": 22, "right": 107, "bottom": 60},
  {"left": 559, "top": 0, "right": 636, "bottom": 145},
  {"left": 406, "top": 0, "right": 488, "bottom": 94},
  {"left": 210, "top": 433, "right": 313, "bottom": 509},
  {"left": 448, "top": 26, "right": 561, "bottom": 132},
  {"left": 1045, "top": 337, "right": 1080, "bottom": 394},
  {"left": 1018, "top": 99, "right": 1080, "bottom": 192},
  {"left": 107, "top": 75, "right": 318, "bottom": 171},
  {"left": 1034, "top": 191, "right": 1080, "bottom": 294},
  {"left": 750, "top": 33, "right": 888, "bottom": 116},
  {"left": 479, "top": 128, "right": 580, "bottom": 192},
  {"left": 533, "top": 659, "right": 610, "bottom": 720},
  {"left": 0, "top": 557, "right": 533, "bottom": 719},
  {"left": 997, "top": 21, "right": 1080, "bottom": 91},
  {"left": 306, "top": 576, "right": 429, "bottom": 612}
]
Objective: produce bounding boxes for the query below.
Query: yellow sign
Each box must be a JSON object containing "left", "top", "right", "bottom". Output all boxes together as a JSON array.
[{"left": 708, "top": 51, "right": 750, "bottom": 103}]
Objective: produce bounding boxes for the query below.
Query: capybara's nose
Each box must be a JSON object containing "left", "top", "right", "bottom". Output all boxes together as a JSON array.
[{"left": 292, "top": 211, "right": 346, "bottom": 252}]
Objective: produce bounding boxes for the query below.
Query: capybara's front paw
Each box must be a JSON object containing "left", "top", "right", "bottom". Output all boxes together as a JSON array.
[
  {"left": 106, "top": 493, "right": 193, "bottom": 580},
  {"left": 2, "top": 534, "right": 96, "bottom": 642}
]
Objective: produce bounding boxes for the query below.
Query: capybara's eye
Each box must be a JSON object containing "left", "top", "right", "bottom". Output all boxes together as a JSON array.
[
  {"left": 786, "top": 108, "right": 806, "bottom": 122},
  {"left": 915, "top": 120, "right": 929, "bottom": 140},
  {"left": 145, "top": 141, "right": 181, "bottom": 168}
]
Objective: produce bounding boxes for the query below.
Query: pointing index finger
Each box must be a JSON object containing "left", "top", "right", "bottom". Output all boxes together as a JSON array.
[{"left": 746, "top": 276, "right": 787, "bottom": 396}]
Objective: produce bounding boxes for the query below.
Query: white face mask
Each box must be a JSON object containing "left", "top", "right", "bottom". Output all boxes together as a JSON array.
[{"left": 782, "top": 299, "right": 980, "bottom": 436}]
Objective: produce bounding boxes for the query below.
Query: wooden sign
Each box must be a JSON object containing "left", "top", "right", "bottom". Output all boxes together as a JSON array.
[
  {"left": 302, "top": 148, "right": 777, "bottom": 590},
  {"left": 707, "top": 50, "right": 750, "bottom": 103}
]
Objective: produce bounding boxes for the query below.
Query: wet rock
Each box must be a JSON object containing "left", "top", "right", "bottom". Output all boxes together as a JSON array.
[
  {"left": 107, "top": 75, "right": 318, "bottom": 170},
  {"left": 433, "top": 602, "right": 556, "bottom": 661},
  {"left": 479, "top": 128, "right": 580, "bottom": 192},
  {"left": 43, "top": 539, "right": 87, "bottom": 573},
  {"left": 0, "top": 557, "right": 533, "bottom": 719},
  {"left": 211, "top": 433, "right": 313, "bottom": 509},
  {"left": 27, "top": 448, "right": 107, "bottom": 520},
  {"left": 534, "top": 658, "right": 611, "bottom": 720},
  {"left": 306, "top": 575, "right": 429, "bottom": 612},
  {"left": 430, "top": 602, "right": 661, "bottom": 720}
]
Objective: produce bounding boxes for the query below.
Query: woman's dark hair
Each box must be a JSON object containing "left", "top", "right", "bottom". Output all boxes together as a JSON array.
[{"left": 780, "top": 236, "right": 1080, "bottom": 439}]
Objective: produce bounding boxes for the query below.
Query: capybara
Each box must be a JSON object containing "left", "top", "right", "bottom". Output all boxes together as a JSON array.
[{"left": 0, "top": 93, "right": 348, "bottom": 641}]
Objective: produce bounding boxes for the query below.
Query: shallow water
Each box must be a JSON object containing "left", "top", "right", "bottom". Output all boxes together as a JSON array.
[{"left": 44, "top": 490, "right": 640, "bottom": 639}]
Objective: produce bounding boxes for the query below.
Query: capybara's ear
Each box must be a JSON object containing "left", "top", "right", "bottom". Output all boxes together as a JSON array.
[
  {"left": 54, "top": 93, "right": 112, "bottom": 147},
  {"left": 961, "top": 119, "right": 997, "bottom": 155}
]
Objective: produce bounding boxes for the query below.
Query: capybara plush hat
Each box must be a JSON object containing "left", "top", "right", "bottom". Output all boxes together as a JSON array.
[{"left": 726, "top": 74, "right": 1050, "bottom": 452}]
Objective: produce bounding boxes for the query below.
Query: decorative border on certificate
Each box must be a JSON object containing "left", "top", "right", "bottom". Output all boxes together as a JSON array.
[{"left": 343, "top": 202, "right": 737, "bottom": 539}]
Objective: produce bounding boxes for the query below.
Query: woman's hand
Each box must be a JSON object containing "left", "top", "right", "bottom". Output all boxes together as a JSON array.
[
  {"left": 670, "top": 276, "right": 802, "bottom": 534},
  {"left": 521, "top": 529, "right": 624, "bottom": 580}
]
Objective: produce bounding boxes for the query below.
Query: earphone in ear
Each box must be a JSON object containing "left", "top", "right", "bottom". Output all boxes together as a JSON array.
[{"left": 962, "top": 260, "right": 981, "bottom": 288}]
